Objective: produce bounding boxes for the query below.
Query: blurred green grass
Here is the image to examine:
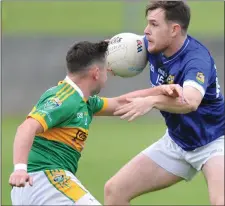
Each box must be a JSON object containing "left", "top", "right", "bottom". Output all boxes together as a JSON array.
[
  {"left": 1, "top": 1, "right": 221, "bottom": 204},
  {"left": 2, "top": 116, "right": 209, "bottom": 205},
  {"left": 2, "top": 1, "right": 224, "bottom": 36}
]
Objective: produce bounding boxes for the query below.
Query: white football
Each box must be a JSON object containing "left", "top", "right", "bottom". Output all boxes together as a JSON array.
[{"left": 106, "top": 33, "right": 148, "bottom": 78}]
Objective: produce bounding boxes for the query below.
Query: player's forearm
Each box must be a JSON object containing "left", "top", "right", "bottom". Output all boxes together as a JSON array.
[
  {"left": 95, "top": 97, "right": 121, "bottom": 116},
  {"left": 13, "top": 123, "right": 36, "bottom": 165},
  {"left": 119, "top": 86, "right": 164, "bottom": 99},
  {"left": 149, "top": 95, "right": 195, "bottom": 114}
]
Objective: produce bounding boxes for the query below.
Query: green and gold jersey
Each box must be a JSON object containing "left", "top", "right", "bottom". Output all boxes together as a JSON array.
[{"left": 27, "top": 77, "right": 107, "bottom": 174}]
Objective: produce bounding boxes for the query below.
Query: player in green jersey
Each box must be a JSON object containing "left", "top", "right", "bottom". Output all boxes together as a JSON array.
[{"left": 9, "top": 40, "right": 182, "bottom": 205}]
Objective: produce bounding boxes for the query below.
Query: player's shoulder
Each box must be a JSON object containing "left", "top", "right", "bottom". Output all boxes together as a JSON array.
[
  {"left": 38, "top": 80, "right": 83, "bottom": 107},
  {"left": 185, "top": 35, "right": 212, "bottom": 62},
  {"left": 87, "top": 95, "right": 99, "bottom": 101},
  {"left": 86, "top": 95, "right": 104, "bottom": 109},
  {"left": 87, "top": 95, "right": 101, "bottom": 104},
  {"left": 182, "top": 36, "right": 213, "bottom": 68}
]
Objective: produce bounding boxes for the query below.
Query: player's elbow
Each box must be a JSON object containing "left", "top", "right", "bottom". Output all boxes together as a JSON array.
[
  {"left": 182, "top": 88, "right": 203, "bottom": 113},
  {"left": 188, "top": 101, "right": 199, "bottom": 112},
  {"left": 182, "top": 99, "right": 199, "bottom": 114}
]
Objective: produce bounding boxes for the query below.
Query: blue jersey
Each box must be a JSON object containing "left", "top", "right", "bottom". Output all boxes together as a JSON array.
[{"left": 144, "top": 35, "right": 225, "bottom": 151}]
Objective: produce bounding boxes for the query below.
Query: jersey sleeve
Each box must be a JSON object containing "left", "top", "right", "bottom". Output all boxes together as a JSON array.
[
  {"left": 183, "top": 58, "right": 211, "bottom": 96},
  {"left": 88, "top": 95, "right": 108, "bottom": 114},
  {"left": 27, "top": 93, "right": 76, "bottom": 131}
]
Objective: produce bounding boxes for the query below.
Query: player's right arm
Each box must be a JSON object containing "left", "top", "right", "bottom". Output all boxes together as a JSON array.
[
  {"left": 9, "top": 85, "right": 77, "bottom": 187},
  {"left": 9, "top": 118, "right": 43, "bottom": 187},
  {"left": 13, "top": 118, "right": 43, "bottom": 165}
]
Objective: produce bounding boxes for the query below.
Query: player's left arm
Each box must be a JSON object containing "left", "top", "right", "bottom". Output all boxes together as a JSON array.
[
  {"left": 150, "top": 59, "right": 210, "bottom": 114},
  {"left": 115, "top": 87, "right": 200, "bottom": 120},
  {"left": 148, "top": 86, "right": 202, "bottom": 114},
  {"left": 115, "top": 59, "right": 211, "bottom": 119},
  {"left": 92, "top": 84, "right": 183, "bottom": 116},
  {"left": 91, "top": 96, "right": 123, "bottom": 116}
]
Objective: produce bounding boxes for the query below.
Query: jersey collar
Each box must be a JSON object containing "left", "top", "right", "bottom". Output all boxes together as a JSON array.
[
  {"left": 162, "top": 36, "right": 190, "bottom": 64},
  {"left": 64, "top": 76, "right": 84, "bottom": 98}
]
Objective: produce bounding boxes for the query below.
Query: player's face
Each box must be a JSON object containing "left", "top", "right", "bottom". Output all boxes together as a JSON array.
[
  {"left": 144, "top": 9, "right": 173, "bottom": 54},
  {"left": 92, "top": 61, "right": 108, "bottom": 95}
]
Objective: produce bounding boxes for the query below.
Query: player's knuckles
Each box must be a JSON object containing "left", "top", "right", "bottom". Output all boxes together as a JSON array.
[
  {"left": 166, "top": 88, "right": 173, "bottom": 94},
  {"left": 13, "top": 176, "right": 26, "bottom": 186},
  {"left": 9, "top": 177, "right": 15, "bottom": 185},
  {"left": 19, "top": 182, "right": 26, "bottom": 187},
  {"left": 14, "top": 173, "right": 25, "bottom": 179},
  {"left": 17, "top": 180, "right": 26, "bottom": 187},
  {"left": 16, "top": 179, "right": 22, "bottom": 187},
  {"left": 19, "top": 177, "right": 26, "bottom": 183}
]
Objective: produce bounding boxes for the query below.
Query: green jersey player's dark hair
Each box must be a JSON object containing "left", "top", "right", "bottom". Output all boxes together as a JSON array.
[{"left": 66, "top": 41, "right": 109, "bottom": 74}]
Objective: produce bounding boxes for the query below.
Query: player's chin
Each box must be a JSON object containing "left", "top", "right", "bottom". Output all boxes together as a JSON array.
[
  {"left": 148, "top": 47, "right": 158, "bottom": 54},
  {"left": 147, "top": 43, "right": 156, "bottom": 53}
]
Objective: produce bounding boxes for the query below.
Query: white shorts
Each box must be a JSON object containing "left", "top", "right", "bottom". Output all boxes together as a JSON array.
[
  {"left": 11, "top": 169, "right": 101, "bottom": 205},
  {"left": 142, "top": 131, "right": 224, "bottom": 181}
]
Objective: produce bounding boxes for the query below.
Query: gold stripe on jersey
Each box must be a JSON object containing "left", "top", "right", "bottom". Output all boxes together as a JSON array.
[
  {"left": 37, "top": 127, "right": 88, "bottom": 152},
  {"left": 61, "top": 88, "right": 76, "bottom": 102},
  {"left": 56, "top": 84, "right": 72, "bottom": 101},
  {"left": 94, "top": 97, "right": 108, "bottom": 115},
  {"left": 27, "top": 83, "right": 77, "bottom": 132},
  {"left": 44, "top": 169, "right": 86, "bottom": 202},
  {"left": 56, "top": 83, "right": 77, "bottom": 102},
  {"left": 56, "top": 82, "right": 69, "bottom": 95}
]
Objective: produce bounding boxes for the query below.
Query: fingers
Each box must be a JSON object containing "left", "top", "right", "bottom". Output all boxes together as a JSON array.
[
  {"left": 9, "top": 171, "right": 32, "bottom": 187},
  {"left": 166, "top": 88, "right": 174, "bottom": 96},
  {"left": 120, "top": 110, "right": 135, "bottom": 120},
  {"left": 162, "top": 85, "right": 173, "bottom": 96},
  {"left": 29, "top": 176, "right": 33, "bottom": 186},
  {"left": 114, "top": 108, "right": 128, "bottom": 116},
  {"left": 18, "top": 177, "right": 26, "bottom": 187},
  {"left": 164, "top": 85, "right": 183, "bottom": 98},
  {"left": 128, "top": 112, "right": 141, "bottom": 122},
  {"left": 167, "top": 87, "right": 179, "bottom": 98},
  {"left": 11, "top": 177, "right": 26, "bottom": 187},
  {"left": 173, "top": 86, "right": 183, "bottom": 97},
  {"left": 114, "top": 97, "right": 151, "bottom": 121},
  {"left": 114, "top": 103, "right": 133, "bottom": 116}
]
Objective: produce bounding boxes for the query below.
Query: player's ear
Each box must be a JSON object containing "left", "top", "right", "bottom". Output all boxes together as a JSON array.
[
  {"left": 90, "top": 66, "right": 100, "bottom": 80},
  {"left": 171, "top": 23, "right": 181, "bottom": 37}
]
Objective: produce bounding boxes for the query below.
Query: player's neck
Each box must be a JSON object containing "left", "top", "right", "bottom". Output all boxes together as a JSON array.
[
  {"left": 67, "top": 75, "right": 92, "bottom": 99},
  {"left": 163, "top": 35, "right": 187, "bottom": 58},
  {"left": 75, "top": 83, "right": 92, "bottom": 100}
]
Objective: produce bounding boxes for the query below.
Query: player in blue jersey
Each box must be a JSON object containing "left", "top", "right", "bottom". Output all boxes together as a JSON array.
[{"left": 104, "top": 1, "right": 224, "bottom": 205}]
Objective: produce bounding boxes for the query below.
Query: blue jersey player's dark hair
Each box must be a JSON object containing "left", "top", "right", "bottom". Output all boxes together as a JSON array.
[
  {"left": 66, "top": 41, "right": 109, "bottom": 74},
  {"left": 146, "top": 1, "right": 191, "bottom": 33}
]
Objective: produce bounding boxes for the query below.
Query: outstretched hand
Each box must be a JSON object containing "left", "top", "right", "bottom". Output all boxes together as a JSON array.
[{"left": 114, "top": 97, "right": 154, "bottom": 121}]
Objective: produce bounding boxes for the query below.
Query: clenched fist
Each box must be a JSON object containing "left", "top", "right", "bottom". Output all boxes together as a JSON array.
[{"left": 9, "top": 170, "right": 33, "bottom": 187}]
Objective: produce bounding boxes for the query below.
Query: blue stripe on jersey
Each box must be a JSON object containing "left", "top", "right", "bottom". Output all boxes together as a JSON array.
[{"left": 144, "top": 35, "right": 225, "bottom": 151}]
